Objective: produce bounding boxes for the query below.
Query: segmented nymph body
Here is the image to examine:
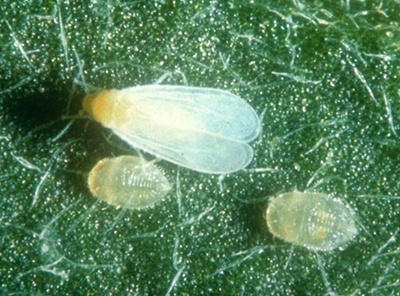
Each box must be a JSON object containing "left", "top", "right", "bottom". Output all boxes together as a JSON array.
[
  {"left": 266, "top": 191, "right": 358, "bottom": 251},
  {"left": 88, "top": 155, "right": 171, "bottom": 209}
]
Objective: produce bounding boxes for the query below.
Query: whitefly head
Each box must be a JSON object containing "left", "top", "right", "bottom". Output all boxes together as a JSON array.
[{"left": 266, "top": 191, "right": 358, "bottom": 251}]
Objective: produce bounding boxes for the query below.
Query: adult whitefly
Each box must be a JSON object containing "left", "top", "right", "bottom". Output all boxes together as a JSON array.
[{"left": 82, "top": 85, "right": 261, "bottom": 174}]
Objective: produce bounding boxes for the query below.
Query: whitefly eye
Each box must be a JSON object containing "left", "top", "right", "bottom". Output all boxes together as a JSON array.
[
  {"left": 82, "top": 85, "right": 261, "bottom": 174},
  {"left": 266, "top": 191, "right": 358, "bottom": 251},
  {"left": 88, "top": 155, "right": 172, "bottom": 209}
]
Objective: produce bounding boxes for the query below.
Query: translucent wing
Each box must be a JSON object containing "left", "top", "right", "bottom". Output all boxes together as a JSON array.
[
  {"left": 113, "top": 127, "right": 254, "bottom": 174},
  {"left": 103, "top": 85, "right": 261, "bottom": 174}
]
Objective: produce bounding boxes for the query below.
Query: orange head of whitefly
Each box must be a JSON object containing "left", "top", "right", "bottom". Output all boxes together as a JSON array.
[{"left": 82, "top": 90, "right": 116, "bottom": 124}]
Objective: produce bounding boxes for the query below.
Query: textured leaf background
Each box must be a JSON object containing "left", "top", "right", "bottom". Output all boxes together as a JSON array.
[{"left": 1, "top": 0, "right": 400, "bottom": 295}]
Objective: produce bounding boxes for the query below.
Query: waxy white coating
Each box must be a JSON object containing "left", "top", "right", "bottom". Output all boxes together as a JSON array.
[{"left": 83, "top": 85, "right": 261, "bottom": 174}]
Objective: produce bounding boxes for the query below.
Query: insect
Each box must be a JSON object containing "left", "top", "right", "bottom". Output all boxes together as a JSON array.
[
  {"left": 82, "top": 85, "right": 261, "bottom": 174},
  {"left": 266, "top": 191, "right": 358, "bottom": 251},
  {"left": 87, "top": 155, "right": 172, "bottom": 209}
]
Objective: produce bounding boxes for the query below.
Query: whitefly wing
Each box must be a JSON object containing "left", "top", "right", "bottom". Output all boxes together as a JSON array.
[
  {"left": 107, "top": 85, "right": 261, "bottom": 174},
  {"left": 123, "top": 85, "right": 262, "bottom": 142}
]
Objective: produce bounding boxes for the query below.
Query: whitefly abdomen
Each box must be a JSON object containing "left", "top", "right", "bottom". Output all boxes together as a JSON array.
[
  {"left": 82, "top": 85, "right": 261, "bottom": 174},
  {"left": 88, "top": 155, "right": 171, "bottom": 209},
  {"left": 266, "top": 191, "right": 358, "bottom": 251}
]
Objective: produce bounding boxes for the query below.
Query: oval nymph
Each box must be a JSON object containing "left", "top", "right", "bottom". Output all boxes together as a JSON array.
[
  {"left": 266, "top": 191, "right": 358, "bottom": 251},
  {"left": 88, "top": 155, "right": 171, "bottom": 209},
  {"left": 82, "top": 85, "right": 261, "bottom": 174}
]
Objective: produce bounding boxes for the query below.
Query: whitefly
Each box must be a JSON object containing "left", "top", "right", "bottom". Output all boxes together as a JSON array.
[
  {"left": 266, "top": 191, "right": 358, "bottom": 251},
  {"left": 82, "top": 85, "right": 261, "bottom": 174},
  {"left": 88, "top": 155, "right": 171, "bottom": 209}
]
